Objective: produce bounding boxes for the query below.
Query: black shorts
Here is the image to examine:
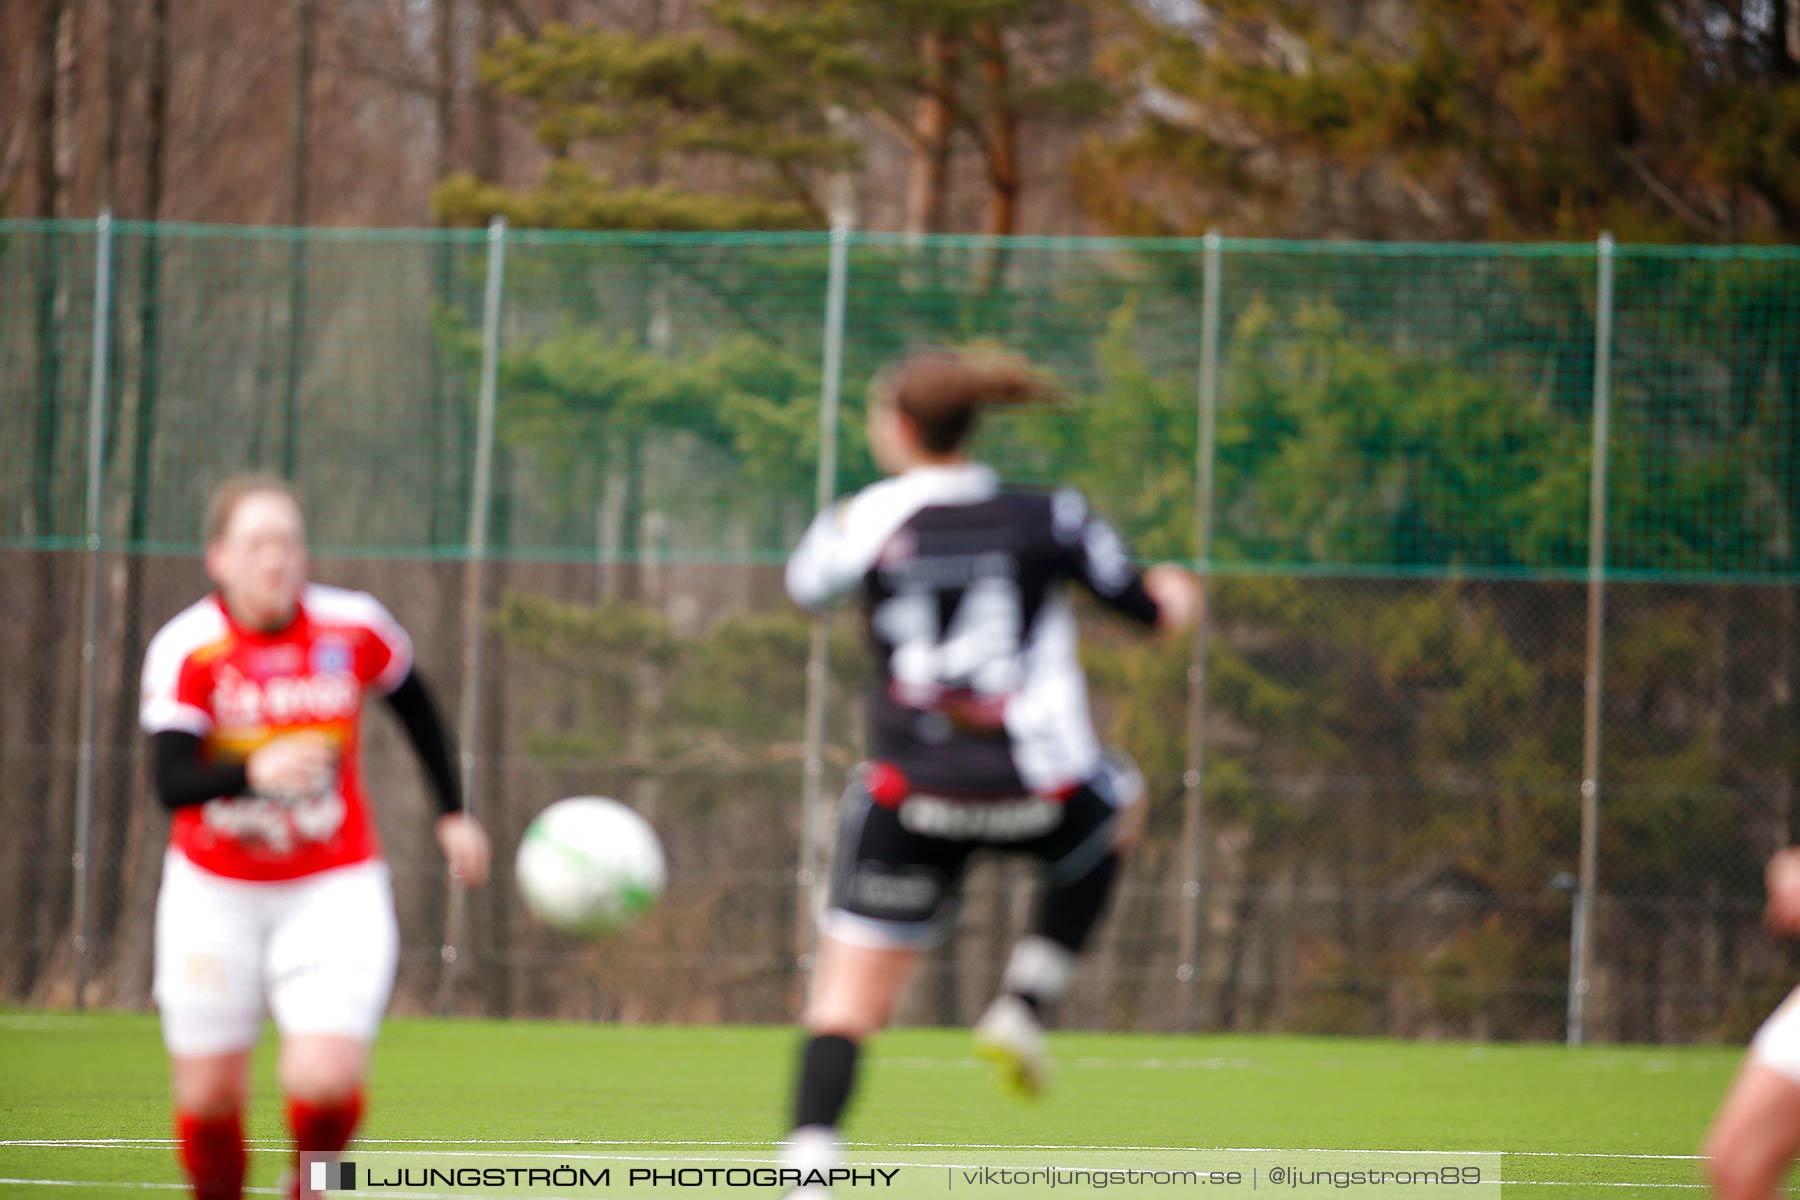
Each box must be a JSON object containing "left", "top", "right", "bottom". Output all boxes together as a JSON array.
[{"left": 822, "top": 756, "right": 1139, "bottom": 949}]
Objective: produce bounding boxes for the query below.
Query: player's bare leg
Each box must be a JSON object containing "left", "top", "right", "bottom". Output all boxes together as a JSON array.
[
  {"left": 170, "top": 1051, "right": 252, "bottom": 1200},
  {"left": 781, "top": 936, "right": 923, "bottom": 1196},
  {"left": 1705, "top": 857, "right": 1800, "bottom": 1198},
  {"left": 171, "top": 1050, "right": 252, "bottom": 1118},
  {"left": 804, "top": 934, "right": 923, "bottom": 1038},
  {"left": 1704, "top": 1060, "right": 1800, "bottom": 1199},
  {"left": 280, "top": 1034, "right": 371, "bottom": 1200},
  {"left": 279, "top": 1032, "right": 369, "bottom": 1105}
]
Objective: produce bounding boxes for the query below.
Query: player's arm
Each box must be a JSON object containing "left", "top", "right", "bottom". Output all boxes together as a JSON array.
[
  {"left": 143, "top": 621, "right": 238, "bottom": 810},
  {"left": 150, "top": 733, "right": 249, "bottom": 809},
  {"left": 786, "top": 501, "right": 862, "bottom": 611},
  {"left": 1767, "top": 848, "right": 1800, "bottom": 935},
  {"left": 350, "top": 590, "right": 490, "bottom": 887},
  {"left": 1055, "top": 490, "right": 1200, "bottom": 635},
  {"left": 1142, "top": 564, "right": 1203, "bottom": 635},
  {"left": 149, "top": 731, "right": 336, "bottom": 808},
  {"left": 382, "top": 670, "right": 461, "bottom": 816},
  {"left": 381, "top": 668, "right": 490, "bottom": 887}
]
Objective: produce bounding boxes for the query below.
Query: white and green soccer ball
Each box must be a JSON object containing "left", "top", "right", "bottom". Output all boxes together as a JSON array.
[{"left": 515, "top": 797, "right": 666, "bottom": 934}]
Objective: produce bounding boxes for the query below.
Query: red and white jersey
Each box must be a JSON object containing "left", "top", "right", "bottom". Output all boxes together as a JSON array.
[{"left": 140, "top": 583, "right": 413, "bottom": 882}]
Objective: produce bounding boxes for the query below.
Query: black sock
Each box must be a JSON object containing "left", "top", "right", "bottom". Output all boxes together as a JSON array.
[{"left": 792, "top": 1034, "right": 860, "bottom": 1131}]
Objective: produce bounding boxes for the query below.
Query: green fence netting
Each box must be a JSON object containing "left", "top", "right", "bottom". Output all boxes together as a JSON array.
[{"left": 1, "top": 220, "right": 1795, "bottom": 1040}]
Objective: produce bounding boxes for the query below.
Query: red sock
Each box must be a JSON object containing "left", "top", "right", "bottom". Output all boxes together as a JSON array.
[
  {"left": 175, "top": 1109, "right": 246, "bottom": 1200},
  {"left": 287, "top": 1089, "right": 364, "bottom": 1198}
]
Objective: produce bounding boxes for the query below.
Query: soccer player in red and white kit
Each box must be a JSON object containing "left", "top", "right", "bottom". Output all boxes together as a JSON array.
[{"left": 140, "top": 476, "right": 491, "bottom": 1200}]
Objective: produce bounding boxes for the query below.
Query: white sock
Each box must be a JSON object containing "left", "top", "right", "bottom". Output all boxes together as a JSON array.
[
  {"left": 1001, "top": 935, "right": 1076, "bottom": 1005},
  {"left": 781, "top": 1124, "right": 843, "bottom": 1174}
]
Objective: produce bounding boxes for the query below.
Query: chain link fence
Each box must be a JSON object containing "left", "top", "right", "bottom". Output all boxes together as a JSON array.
[{"left": 1, "top": 219, "right": 1795, "bottom": 1042}]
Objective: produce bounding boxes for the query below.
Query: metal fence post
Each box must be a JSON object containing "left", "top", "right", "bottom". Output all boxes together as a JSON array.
[
  {"left": 1570, "top": 232, "right": 1616, "bottom": 1047},
  {"left": 796, "top": 225, "right": 850, "bottom": 974},
  {"left": 1178, "top": 230, "right": 1223, "bottom": 1030},
  {"left": 437, "top": 215, "right": 507, "bottom": 1014},
  {"left": 71, "top": 212, "right": 115, "bottom": 1011}
]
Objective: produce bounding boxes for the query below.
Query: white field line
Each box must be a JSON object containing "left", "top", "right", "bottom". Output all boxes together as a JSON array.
[
  {"left": 1503, "top": 1185, "right": 1703, "bottom": 1191},
  {"left": 875, "top": 1056, "right": 1253, "bottom": 1070},
  {"left": 0, "top": 1181, "right": 281, "bottom": 1194},
  {"left": 0, "top": 1137, "right": 1703, "bottom": 1161}
]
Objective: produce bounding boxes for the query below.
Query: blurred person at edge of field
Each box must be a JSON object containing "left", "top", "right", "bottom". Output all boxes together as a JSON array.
[
  {"left": 1705, "top": 848, "right": 1800, "bottom": 1200},
  {"left": 140, "top": 475, "right": 491, "bottom": 1200}
]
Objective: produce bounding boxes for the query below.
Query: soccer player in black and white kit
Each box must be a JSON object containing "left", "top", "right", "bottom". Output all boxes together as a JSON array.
[{"left": 778, "top": 350, "right": 1201, "bottom": 1193}]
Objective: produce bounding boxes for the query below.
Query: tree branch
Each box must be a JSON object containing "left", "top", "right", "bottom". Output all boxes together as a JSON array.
[
  {"left": 772, "top": 158, "right": 828, "bottom": 226},
  {"left": 490, "top": 0, "right": 538, "bottom": 40},
  {"left": 1615, "top": 144, "right": 1729, "bottom": 240}
]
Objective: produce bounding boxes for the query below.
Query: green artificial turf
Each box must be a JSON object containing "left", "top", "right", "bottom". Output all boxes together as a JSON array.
[{"left": 0, "top": 1009, "right": 1747, "bottom": 1197}]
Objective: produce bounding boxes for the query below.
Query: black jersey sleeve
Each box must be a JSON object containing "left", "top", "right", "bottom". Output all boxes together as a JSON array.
[
  {"left": 150, "top": 731, "right": 250, "bottom": 810},
  {"left": 382, "top": 668, "right": 464, "bottom": 816},
  {"left": 1051, "top": 490, "right": 1160, "bottom": 626}
]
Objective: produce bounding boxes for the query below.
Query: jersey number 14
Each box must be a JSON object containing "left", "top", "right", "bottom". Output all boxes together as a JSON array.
[{"left": 875, "top": 576, "right": 1024, "bottom": 705}]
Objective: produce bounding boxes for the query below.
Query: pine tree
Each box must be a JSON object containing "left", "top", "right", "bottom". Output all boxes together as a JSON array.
[
  {"left": 1083, "top": 0, "right": 1800, "bottom": 242},
  {"left": 435, "top": 0, "right": 1110, "bottom": 234}
]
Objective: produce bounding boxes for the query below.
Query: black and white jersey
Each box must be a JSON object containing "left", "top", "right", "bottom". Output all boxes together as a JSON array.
[{"left": 786, "top": 462, "right": 1159, "bottom": 797}]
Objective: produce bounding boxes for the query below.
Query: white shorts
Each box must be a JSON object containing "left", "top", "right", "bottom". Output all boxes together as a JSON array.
[
  {"left": 1751, "top": 987, "right": 1800, "bottom": 1083},
  {"left": 153, "top": 849, "right": 399, "bottom": 1057}
]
